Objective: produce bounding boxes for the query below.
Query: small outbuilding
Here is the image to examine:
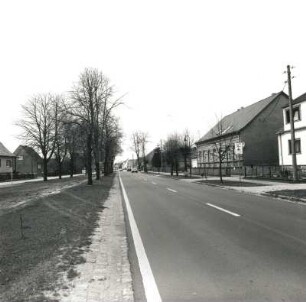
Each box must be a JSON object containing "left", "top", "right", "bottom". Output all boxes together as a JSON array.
[{"left": 14, "top": 145, "right": 42, "bottom": 177}]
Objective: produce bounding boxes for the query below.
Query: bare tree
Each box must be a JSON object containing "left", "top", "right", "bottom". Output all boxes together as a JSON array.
[
  {"left": 140, "top": 132, "right": 149, "bottom": 172},
  {"left": 211, "top": 116, "right": 233, "bottom": 183},
  {"left": 17, "top": 94, "right": 60, "bottom": 181},
  {"left": 164, "top": 133, "right": 182, "bottom": 176},
  {"left": 54, "top": 98, "right": 68, "bottom": 179},
  {"left": 131, "top": 131, "right": 142, "bottom": 170},
  {"left": 69, "top": 68, "right": 104, "bottom": 185},
  {"left": 103, "top": 115, "right": 123, "bottom": 175}
]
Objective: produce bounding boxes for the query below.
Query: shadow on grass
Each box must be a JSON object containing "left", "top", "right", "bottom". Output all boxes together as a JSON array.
[{"left": 195, "top": 179, "right": 268, "bottom": 187}]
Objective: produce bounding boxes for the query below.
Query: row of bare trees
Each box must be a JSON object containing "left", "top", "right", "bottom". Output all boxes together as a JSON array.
[
  {"left": 18, "top": 68, "right": 123, "bottom": 184},
  {"left": 131, "top": 130, "right": 193, "bottom": 176},
  {"left": 131, "top": 117, "right": 232, "bottom": 182}
]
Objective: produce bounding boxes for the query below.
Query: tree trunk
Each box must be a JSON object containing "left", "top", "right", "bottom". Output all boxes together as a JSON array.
[
  {"left": 219, "top": 158, "right": 223, "bottom": 183},
  {"left": 58, "top": 160, "right": 62, "bottom": 179},
  {"left": 87, "top": 134, "right": 93, "bottom": 185},
  {"left": 95, "top": 161, "right": 100, "bottom": 180},
  {"left": 184, "top": 153, "right": 187, "bottom": 172},
  {"left": 70, "top": 153, "right": 74, "bottom": 178},
  {"left": 143, "top": 158, "right": 147, "bottom": 173},
  {"left": 43, "top": 156, "right": 48, "bottom": 181}
]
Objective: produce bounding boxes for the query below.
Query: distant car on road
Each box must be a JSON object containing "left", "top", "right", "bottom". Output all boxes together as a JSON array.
[{"left": 131, "top": 167, "right": 138, "bottom": 173}]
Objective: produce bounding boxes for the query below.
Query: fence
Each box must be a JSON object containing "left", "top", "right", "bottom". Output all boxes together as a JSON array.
[{"left": 150, "top": 165, "right": 303, "bottom": 180}]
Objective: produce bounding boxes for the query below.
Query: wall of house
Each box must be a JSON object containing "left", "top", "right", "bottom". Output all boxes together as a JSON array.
[
  {"left": 283, "top": 102, "right": 306, "bottom": 132},
  {"left": 0, "top": 156, "right": 14, "bottom": 173},
  {"left": 196, "top": 135, "right": 241, "bottom": 168},
  {"left": 15, "top": 149, "right": 42, "bottom": 175},
  {"left": 240, "top": 94, "right": 288, "bottom": 166},
  {"left": 278, "top": 129, "right": 306, "bottom": 166}
]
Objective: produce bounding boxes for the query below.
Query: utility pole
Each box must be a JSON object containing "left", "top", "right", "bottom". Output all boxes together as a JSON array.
[
  {"left": 287, "top": 65, "right": 298, "bottom": 181},
  {"left": 189, "top": 137, "right": 192, "bottom": 178}
]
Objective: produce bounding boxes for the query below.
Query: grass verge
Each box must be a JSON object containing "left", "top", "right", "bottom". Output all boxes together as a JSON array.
[{"left": 0, "top": 175, "right": 114, "bottom": 302}]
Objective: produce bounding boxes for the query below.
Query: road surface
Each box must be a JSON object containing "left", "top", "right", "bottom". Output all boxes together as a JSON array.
[{"left": 120, "top": 171, "right": 306, "bottom": 302}]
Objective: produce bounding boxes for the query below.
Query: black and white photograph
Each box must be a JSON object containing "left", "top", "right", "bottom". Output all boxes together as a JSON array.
[{"left": 1, "top": 1, "right": 306, "bottom": 301}]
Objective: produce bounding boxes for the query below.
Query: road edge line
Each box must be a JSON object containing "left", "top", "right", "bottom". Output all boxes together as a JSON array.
[{"left": 119, "top": 174, "right": 162, "bottom": 302}]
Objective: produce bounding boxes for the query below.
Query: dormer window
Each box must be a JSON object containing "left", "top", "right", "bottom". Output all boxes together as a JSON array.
[{"left": 285, "top": 106, "right": 301, "bottom": 124}]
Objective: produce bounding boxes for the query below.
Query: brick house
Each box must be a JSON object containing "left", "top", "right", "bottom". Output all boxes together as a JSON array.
[
  {"left": 0, "top": 142, "right": 16, "bottom": 175},
  {"left": 195, "top": 92, "right": 289, "bottom": 176},
  {"left": 14, "top": 145, "right": 42, "bottom": 177},
  {"left": 278, "top": 92, "right": 306, "bottom": 170}
]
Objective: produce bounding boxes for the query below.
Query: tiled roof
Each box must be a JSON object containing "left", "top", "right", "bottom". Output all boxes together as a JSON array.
[
  {"left": 197, "top": 92, "right": 286, "bottom": 144},
  {"left": 14, "top": 145, "right": 42, "bottom": 161},
  {"left": 0, "top": 142, "right": 15, "bottom": 157},
  {"left": 291, "top": 92, "right": 306, "bottom": 106}
]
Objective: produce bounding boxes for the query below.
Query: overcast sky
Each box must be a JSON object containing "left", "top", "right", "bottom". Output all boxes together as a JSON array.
[{"left": 1, "top": 0, "right": 306, "bottom": 161}]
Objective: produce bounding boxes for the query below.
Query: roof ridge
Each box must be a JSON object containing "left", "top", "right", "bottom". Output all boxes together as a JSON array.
[{"left": 196, "top": 92, "right": 285, "bottom": 144}]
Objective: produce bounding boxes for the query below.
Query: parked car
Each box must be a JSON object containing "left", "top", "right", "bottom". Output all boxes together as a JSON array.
[{"left": 131, "top": 167, "right": 138, "bottom": 173}]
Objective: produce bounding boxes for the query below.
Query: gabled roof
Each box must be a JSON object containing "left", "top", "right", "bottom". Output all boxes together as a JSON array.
[
  {"left": 14, "top": 145, "right": 42, "bottom": 161},
  {"left": 283, "top": 92, "right": 306, "bottom": 108},
  {"left": 0, "top": 142, "right": 15, "bottom": 157},
  {"left": 197, "top": 91, "right": 287, "bottom": 144}
]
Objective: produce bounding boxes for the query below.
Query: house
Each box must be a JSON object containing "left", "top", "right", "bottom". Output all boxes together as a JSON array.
[
  {"left": 14, "top": 145, "right": 42, "bottom": 176},
  {"left": 278, "top": 92, "right": 306, "bottom": 170},
  {"left": 196, "top": 92, "right": 289, "bottom": 176},
  {"left": 0, "top": 142, "right": 16, "bottom": 175}
]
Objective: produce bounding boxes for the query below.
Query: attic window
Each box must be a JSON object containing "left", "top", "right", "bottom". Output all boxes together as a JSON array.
[{"left": 286, "top": 106, "right": 300, "bottom": 124}]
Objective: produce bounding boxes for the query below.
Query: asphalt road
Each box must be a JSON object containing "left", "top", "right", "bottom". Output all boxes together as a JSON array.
[{"left": 120, "top": 171, "right": 306, "bottom": 302}]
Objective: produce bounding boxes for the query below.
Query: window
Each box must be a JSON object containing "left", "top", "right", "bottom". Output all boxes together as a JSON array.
[
  {"left": 6, "top": 160, "right": 11, "bottom": 167},
  {"left": 0, "top": 159, "right": 1, "bottom": 167},
  {"left": 288, "top": 139, "right": 301, "bottom": 154},
  {"left": 286, "top": 106, "right": 301, "bottom": 124},
  {"left": 17, "top": 155, "right": 23, "bottom": 160}
]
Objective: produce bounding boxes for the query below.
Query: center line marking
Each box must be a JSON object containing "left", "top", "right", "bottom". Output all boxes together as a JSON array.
[
  {"left": 167, "top": 188, "right": 177, "bottom": 193},
  {"left": 206, "top": 203, "right": 240, "bottom": 217}
]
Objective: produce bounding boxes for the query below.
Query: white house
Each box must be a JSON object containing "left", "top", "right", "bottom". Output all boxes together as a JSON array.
[
  {"left": 278, "top": 92, "right": 306, "bottom": 167},
  {"left": 0, "top": 142, "right": 16, "bottom": 174}
]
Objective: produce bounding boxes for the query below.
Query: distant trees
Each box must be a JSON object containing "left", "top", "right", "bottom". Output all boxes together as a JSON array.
[
  {"left": 163, "top": 133, "right": 182, "bottom": 176},
  {"left": 131, "top": 131, "right": 148, "bottom": 172},
  {"left": 131, "top": 131, "right": 142, "bottom": 169},
  {"left": 151, "top": 147, "right": 161, "bottom": 171},
  {"left": 18, "top": 67, "right": 123, "bottom": 183},
  {"left": 17, "top": 94, "right": 63, "bottom": 181}
]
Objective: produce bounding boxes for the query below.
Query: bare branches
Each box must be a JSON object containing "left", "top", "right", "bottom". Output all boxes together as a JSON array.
[{"left": 17, "top": 93, "right": 64, "bottom": 180}]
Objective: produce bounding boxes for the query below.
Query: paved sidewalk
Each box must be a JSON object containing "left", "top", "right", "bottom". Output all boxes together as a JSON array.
[
  {"left": 148, "top": 170, "right": 306, "bottom": 199},
  {"left": 180, "top": 175, "right": 306, "bottom": 198},
  {"left": 0, "top": 174, "right": 84, "bottom": 188},
  {"left": 47, "top": 177, "right": 134, "bottom": 302}
]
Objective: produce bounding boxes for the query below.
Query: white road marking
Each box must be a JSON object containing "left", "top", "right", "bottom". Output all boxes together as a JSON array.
[
  {"left": 206, "top": 203, "right": 240, "bottom": 217},
  {"left": 167, "top": 188, "right": 177, "bottom": 193},
  {"left": 152, "top": 182, "right": 157, "bottom": 185},
  {"left": 119, "top": 175, "right": 162, "bottom": 302}
]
